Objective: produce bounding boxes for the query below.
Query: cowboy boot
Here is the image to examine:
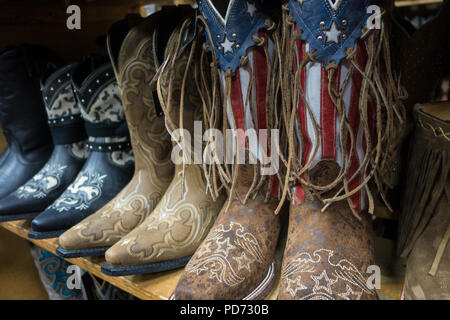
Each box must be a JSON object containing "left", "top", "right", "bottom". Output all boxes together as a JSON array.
[
  {"left": 29, "top": 57, "right": 134, "bottom": 239},
  {"left": 56, "top": 9, "right": 179, "bottom": 258},
  {"left": 0, "top": 45, "right": 56, "bottom": 201},
  {"left": 399, "top": 102, "right": 450, "bottom": 300},
  {"left": 277, "top": 0, "right": 406, "bottom": 300},
  {"left": 0, "top": 63, "right": 88, "bottom": 222},
  {"left": 171, "top": 0, "right": 282, "bottom": 300},
  {"left": 101, "top": 11, "right": 226, "bottom": 276}
]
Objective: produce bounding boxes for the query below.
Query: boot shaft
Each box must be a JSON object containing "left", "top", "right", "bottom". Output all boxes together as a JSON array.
[
  {"left": 197, "top": 0, "right": 281, "bottom": 201},
  {"left": 282, "top": 0, "right": 406, "bottom": 214},
  {"left": 42, "top": 63, "right": 87, "bottom": 146},
  {"left": 110, "top": 7, "right": 194, "bottom": 173},
  {"left": 0, "top": 45, "right": 57, "bottom": 158},
  {"left": 71, "top": 56, "right": 128, "bottom": 140}
]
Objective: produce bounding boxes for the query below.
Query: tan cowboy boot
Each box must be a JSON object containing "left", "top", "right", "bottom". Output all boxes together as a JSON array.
[
  {"left": 101, "top": 15, "right": 226, "bottom": 276},
  {"left": 57, "top": 9, "right": 180, "bottom": 258},
  {"left": 277, "top": 0, "right": 405, "bottom": 300},
  {"left": 171, "top": 0, "right": 282, "bottom": 300}
]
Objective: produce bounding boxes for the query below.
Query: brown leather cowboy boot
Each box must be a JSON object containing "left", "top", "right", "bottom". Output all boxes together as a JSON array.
[
  {"left": 399, "top": 102, "right": 450, "bottom": 300},
  {"left": 171, "top": 0, "right": 282, "bottom": 300},
  {"left": 101, "top": 12, "right": 226, "bottom": 276},
  {"left": 279, "top": 162, "right": 377, "bottom": 300},
  {"left": 56, "top": 9, "right": 180, "bottom": 258},
  {"left": 173, "top": 164, "right": 280, "bottom": 300},
  {"left": 277, "top": 0, "right": 406, "bottom": 300}
]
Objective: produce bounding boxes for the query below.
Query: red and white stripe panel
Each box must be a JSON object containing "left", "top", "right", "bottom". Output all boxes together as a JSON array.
[
  {"left": 293, "top": 37, "right": 373, "bottom": 212},
  {"left": 219, "top": 32, "right": 279, "bottom": 196}
]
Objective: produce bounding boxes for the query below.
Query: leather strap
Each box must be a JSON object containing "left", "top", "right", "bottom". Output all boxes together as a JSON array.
[
  {"left": 48, "top": 114, "right": 86, "bottom": 145},
  {"left": 86, "top": 139, "right": 131, "bottom": 152}
]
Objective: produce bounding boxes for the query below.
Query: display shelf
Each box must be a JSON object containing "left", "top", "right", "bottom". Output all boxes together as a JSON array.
[
  {"left": 0, "top": 217, "right": 404, "bottom": 300},
  {"left": 0, "top": 220, "right": 280, "bottom": 300}
]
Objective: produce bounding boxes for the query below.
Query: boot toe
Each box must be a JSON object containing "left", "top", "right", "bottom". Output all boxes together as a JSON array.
[
  {"left": 59, "top": 228, "right": 86, "bottom": 250},
  {"left": 31, "top": 211, "right": 67, "bottom": 232},
  {"left": 105, "top": 243, "right": 136, "bottom": 267}
]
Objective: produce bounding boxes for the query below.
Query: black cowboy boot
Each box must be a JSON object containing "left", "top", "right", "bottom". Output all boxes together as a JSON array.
[
  {"left": 29, "top": 57, "right": 134, "bottom": 239},
  {"left": 0, "top": 63, "right": 89, "bottom": 222},
  {"left": 0, "top": 45, "right": 57, "bottom": 200}
]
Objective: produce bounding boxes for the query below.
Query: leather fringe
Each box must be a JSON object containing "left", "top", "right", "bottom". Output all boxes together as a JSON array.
[{"left": 279, "top": 5, "right": 407, "bottom": 217}]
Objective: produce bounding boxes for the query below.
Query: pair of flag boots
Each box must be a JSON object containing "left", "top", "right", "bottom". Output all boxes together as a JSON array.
[{"left": 172, "top": 0, "right": 405, "bottom": 300}]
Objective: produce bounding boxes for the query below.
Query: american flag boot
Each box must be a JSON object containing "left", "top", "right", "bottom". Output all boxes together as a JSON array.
[
  {"left": 277, "top": 0, "right": 405, "bottom": 300},
  {"left": 171, "top": 0, "right": 282, "bottom": 300}
]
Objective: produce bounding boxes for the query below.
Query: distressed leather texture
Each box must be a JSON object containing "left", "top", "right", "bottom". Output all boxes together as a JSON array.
[
  {"left": 171, "top": 0, "right": 281, "bottom": 299},
  {"left": 172, "top": 164, "right": 280, "bottom": 300},
  {"left": 278, "top": 160, "right": 377, "bottom": 300},
  {"left": 59, "top": 12, "right": 175, "bottom": 251}
]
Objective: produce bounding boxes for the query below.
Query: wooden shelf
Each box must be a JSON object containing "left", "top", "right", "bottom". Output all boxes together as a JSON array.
[
  {"left": 0, "top": 220, "right": 280, "bottom": 300},
  {"left": 0, "top": 217, "right": 404, "bottom": 300}
]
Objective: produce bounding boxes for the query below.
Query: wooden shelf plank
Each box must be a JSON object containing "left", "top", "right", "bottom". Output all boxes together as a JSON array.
[
  {"left": 0, "top": 206, "right": 400, "bottom": 300},
  {"left": 0, "top": 220, "right": 280, "bottom": 300},
  {"left": 0, "top": 220, "right": 181, "bottom": 300}
]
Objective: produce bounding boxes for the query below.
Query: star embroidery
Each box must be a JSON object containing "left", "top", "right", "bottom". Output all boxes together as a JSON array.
[
  {"left": 220, "top": 35, "right": 235, "bottom": 54},
  {"left": 234, "top": 252, "right": 254, "bottom": 271},
  {"left": 286, "top": 276, "right": 308, "bottom": 298},
  {"left": 197, "top": 241, "right": 213, "bottom": 258},
  {"left": 246, "top": 1, "right": 257, "bottom": 18},
  {"left": 323, "top": 21, "right": 342, "bottom": 45},
  {"left": 311, "top": 270, "right": 337, "bottom": 294},
  {"left": 216, "top": 237, "right": 235, "bottom": 257},
  {"left": 338, "top": 285, "right": 363, "bottom": 300}
]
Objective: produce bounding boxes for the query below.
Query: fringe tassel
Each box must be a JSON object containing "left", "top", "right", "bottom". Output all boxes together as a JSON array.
[
  {"left": 279, "top": 5, "right": 406, "bottom": 215},
  {"left": 398, "top": 130, "right": 449, "bottom": 258},
  {"left": 193, "top": 14, "right": 286, "bottom": 209}
]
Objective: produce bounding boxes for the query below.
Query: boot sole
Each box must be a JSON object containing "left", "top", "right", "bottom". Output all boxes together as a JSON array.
[
  {"left": 169, "top": 261, "right": 277, "bottom": 300},
  {"left": 0, "top": 212, "right": 40, "bottom": 223},
  {"left": 28, "top": 229, "right": 66, "bottom": 239},
  {"left": 101, "top": 255, "right": 193, "bottom": 277},
  {"left": 55, "top": 245, "right": 109, "bottom": 258}
]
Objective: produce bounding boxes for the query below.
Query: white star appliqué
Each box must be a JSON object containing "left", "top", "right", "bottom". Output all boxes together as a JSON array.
[
  {"left": 220, "top": 35, "right": 235, "bottom": 54},
  {"left": 311, "top": 270, "right": 337, "bottom": 294},
  {"left": 246, "top": 1, "right": 257, "bottom": 18},
  {"left": 234, "top": 252, "right": 254, "bottom": 271},
  {"left": 216, "top": 237, "right": 235, "bottom": 257},
  {"left": 286, "top": 276, "right": 308, "bottom": 298},
  {"left": 323, "top": 21, "right": 342, "bottom": 45}
]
